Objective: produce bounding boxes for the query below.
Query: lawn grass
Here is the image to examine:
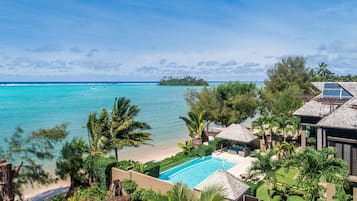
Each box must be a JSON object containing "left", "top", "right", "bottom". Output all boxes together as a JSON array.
[
  {"left": 256, "top": 184, "right": 304, "bottom": 201},
  {"left": 256, "top": 167, "right": 304, "bottom": 201},
  {"left": 159, "top": 156, "right": 196, "bottom": 172},
  {"left": 275, "top": 167, "right": 298, "bottom": 185}
]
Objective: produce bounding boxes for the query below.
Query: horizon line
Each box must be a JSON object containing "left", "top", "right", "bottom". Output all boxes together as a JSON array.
[{"left": 0, "top": 80, "right": 264, "bottom": 84}]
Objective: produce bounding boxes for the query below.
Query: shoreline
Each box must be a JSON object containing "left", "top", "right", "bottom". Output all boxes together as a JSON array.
[{"left": 24, "top": 140, "right": 184, "bottom": 200}]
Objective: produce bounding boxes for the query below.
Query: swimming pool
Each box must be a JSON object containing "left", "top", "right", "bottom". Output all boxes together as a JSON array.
[{"left": 159, "top": 156, "right": 236, "bottom": 188}]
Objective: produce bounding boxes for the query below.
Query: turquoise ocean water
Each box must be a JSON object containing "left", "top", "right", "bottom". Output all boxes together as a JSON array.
[{"left": 0, "top": 81, "right": 263, "bottom": 156}]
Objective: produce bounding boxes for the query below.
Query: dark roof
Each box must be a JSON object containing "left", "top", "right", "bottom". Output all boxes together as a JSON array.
[{"left": 294, "top": 82, "right": 357, "bottom": 130}]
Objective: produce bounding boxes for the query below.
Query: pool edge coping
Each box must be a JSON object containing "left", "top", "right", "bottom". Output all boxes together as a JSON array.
[
  {"left": 159, "top": 155, "right": 237, "bottom": 176},
  {"left": 159, "top": 157, "right": 201, "bottom": 175}
]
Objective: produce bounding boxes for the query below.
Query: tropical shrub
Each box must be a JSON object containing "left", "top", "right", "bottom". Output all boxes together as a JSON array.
[
  {"left": 285, "top": 147, "right": 349, "bottom": 201},
  {"left": 114, "top": 160, "right": 160, "bottom": 178},
  {"left": 249, "top": 150, "right": 281, "bottom": 201},
  {"left": 164, "top": 183, "right": 226, "bottom": 201},
  {"left": 116, "top": 160, "right": 139, "bottom": 170},
  {"left": 180, "top": 111, "right": 206, "bottom": 139},
  {"left": 246, "top": 180, "right": 264, "bottom": 196},
  {"left": 178, "top": 139, "right": 194, "bottom": 155},
  {"left": 306, "top": 137, "right": 316, "bottom": 145},
  {"left": 194, "top": 145, "right": 214, "bottom": 157},
  {"left": 68, "top": 185, "right": 108, "bottom": 201},
  {"left": 132, "top": 189, "right": 164, "bottom": 201},
  {"left": 123, "top": 179, "right": 138, "bottom": 194},
  {"left": 50, "top": 195, "right": 67, "bottom": 201},
  {"left": 207, "top": 138, "right": 227, "bottom": 150}
]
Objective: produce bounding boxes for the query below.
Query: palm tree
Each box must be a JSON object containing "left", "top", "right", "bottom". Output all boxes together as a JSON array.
[
  {"left": 198, "top": 185, "right": 226, "bottom": 201},
  {"left": 286, "top": 147, "right": 349, "bottom": 201},
  {"left": 252, "top": 115, "right": 277, "bottom": 149},
  {"left": 275, "top": 116, "right": 300, "bottom": 142},
  {"left": 165, "top": 183, "right": 226, "bottom": 201},
  {"left": 110, "top": 97, "right": 152, "bottom": 160},
  {"left": 274, "top": 141, "right": 296, "bottom": 160},
  {"left": 87, "top": 110, "right": 111, "bottom": 156},
  {"left": 55, "top": 138, "right": 88, "bottom": 195},
  {"left": 249, "top": 150, "right": 280, "bottom": 201},
  {"left": 178, "top": 139, "right": 194, "bottom": 156},
  {"left": 166, "top": 183, "right": 194, "bottom": 201},
  {"left": 180, "top": 111, "right": 206, "bottom": 139},
  {"left": 315, "top": 62, "right": 334, "bottom": 81},
  {"left": 252, "top": 116, "right": 267, "bottom": 149}
]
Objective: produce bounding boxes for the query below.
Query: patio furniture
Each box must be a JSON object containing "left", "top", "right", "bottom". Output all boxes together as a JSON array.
[
  {"left": 216, "top": 124, "right": 257, "bottom": 157},
  {"left": 239, "top": 173, "right": 248, "bottom": 180}
]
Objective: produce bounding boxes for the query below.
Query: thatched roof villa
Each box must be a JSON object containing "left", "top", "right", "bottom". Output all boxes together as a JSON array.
[{"left": 294, "top": 82, "right": 357, "bottom": 182}]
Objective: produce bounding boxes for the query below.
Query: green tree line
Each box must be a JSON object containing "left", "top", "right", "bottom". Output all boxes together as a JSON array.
[{"left": 159, "top": 76, "right": 209, "bottom": 86}]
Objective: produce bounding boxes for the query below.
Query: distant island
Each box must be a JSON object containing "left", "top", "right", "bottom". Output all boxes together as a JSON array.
[{"left": 158, "top": 76, "right": 209, "bottom": 86}]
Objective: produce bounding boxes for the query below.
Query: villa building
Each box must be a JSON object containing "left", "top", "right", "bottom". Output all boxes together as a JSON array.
[{"left": 294, "top": 82, "right": 357, "bottom": 182}]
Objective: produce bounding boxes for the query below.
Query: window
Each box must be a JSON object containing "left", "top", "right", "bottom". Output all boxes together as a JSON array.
[
  {"left": 322, "top": 83, "right": 352, "bottom": 99},
  {"left": 329, "top": 141, "right": 357, "bottom": 176}
]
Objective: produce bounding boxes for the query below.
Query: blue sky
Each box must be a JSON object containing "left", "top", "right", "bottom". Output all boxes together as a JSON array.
[{"left": 1, "top": 0, "right": 357, "bottom": 81}]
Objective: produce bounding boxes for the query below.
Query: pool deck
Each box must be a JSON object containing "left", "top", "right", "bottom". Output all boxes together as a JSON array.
[{"left": 212, "top": 151, "right": 256, "bottom": 178}]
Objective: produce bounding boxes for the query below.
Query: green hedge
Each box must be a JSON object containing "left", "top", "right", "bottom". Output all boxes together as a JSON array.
[
  {"left": 159, "top": 152, "right": 196, "bottom": 172},
  {"left": 194, "top": 145, "right": 214, "bottom": 157},
  {"left": 158, "top": 138, "right": 228, "bottom": 172},
  {"left": 132, "top": 188, "right": 166, "bottom": 201},
  {"left": 90, "top": 157, "right": 119, "bottom": 188},
  {"left": 116, "top": 160, "right": 139, "bottom": 170},
  {"left": 70, "top": 185, "right": 108, "bottom": 201},
  {"left": 144, "top": 161, "right": 160, "bottom": 178},
  {"left": 208, "top": 138, "right": 227, "bottom": 150},
  {"left": 123, "top": 179, "right": 138, "bottom": 194},
  {"left": 113, "top": 160, "right": 161, "bottom": 178}
]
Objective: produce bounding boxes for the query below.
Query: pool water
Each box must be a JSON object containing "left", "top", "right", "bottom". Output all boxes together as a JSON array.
[{"left": 159, "top": 156, "right": 236, "bottom": 188}]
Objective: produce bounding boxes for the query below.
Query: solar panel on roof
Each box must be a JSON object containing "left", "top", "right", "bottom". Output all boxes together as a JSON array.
[
  {"left": 323, "top": 89, "right": 340, "bottom": 97},
  {"left": 341, "top": 89, "right": 352, "bottom": 98},
  {"left": 322, "top": 83, "right": 353, "bottom": 99},
  {"left": 324, "top": 83, "right": 339, "bottom": 89}
]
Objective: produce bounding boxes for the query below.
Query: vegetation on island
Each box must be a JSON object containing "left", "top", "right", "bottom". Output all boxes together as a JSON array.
[{"left": 158, "top": 76, "right": 208, "bottom": 86}]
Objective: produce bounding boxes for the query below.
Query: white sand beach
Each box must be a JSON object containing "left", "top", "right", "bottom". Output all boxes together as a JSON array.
[{"left": 24, "top": 141, "right": 183, "bottom": 200}]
